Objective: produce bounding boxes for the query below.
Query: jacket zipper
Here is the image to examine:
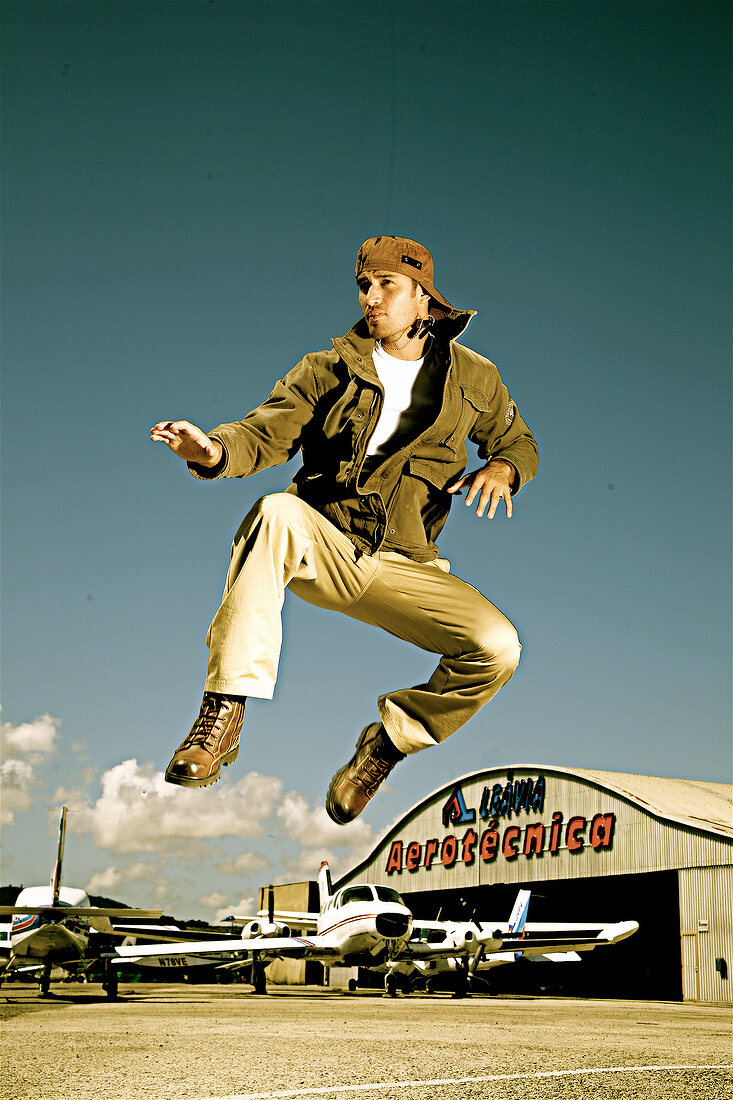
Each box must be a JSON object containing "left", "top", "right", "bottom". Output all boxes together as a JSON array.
[{"left": 351, "top": 389, "right": 382, "bottom": 484}]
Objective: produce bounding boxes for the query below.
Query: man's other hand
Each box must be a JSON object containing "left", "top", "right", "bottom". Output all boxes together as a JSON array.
[
  {"left": 447, "top": 460, "right": 517, "bottom": 518},
  {"left": 150, "top": 421, "right": 223, "bottom": 468}
]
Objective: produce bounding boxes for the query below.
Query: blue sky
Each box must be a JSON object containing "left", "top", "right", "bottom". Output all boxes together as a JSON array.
[{"left": 2, "top": 0, "right": 730, "bottom": 921}]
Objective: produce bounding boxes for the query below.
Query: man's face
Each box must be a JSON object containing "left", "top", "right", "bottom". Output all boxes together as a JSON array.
[{"left": 357, "top": 270, "right": 429, "bottom": 342}]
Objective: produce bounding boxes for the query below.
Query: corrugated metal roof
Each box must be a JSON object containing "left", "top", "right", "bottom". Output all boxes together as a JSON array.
[{"left": 562, "top": 767, "right": 733, "bottom": 839}]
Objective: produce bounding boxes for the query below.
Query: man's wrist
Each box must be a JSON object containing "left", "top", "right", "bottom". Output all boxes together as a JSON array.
[
  {"left": 202, "top": 439, "right": 224, "bottom": 468},
  {"left": 487, "top": 458, "right": 517, "bottom": 485},
  {"left": 188, "top": 439, "right": 226, "bottom": 478}
]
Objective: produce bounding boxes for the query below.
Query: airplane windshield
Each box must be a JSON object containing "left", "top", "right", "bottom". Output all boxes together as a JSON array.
[
  {"left": 375, "top": 887, "right": 404, "bottom": 906},
  {"left": 339, "top": 886, "right": 373, "bottom": 906}
]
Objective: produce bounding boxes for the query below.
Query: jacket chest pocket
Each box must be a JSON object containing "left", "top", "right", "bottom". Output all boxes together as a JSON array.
[
  {"left": 438, "top": 385, "right": 491, "bottom": 454},
  {"left": 409, "top": 454, "right": 468, "bottom": 491},
  {"left": 322, "top": 381, "right": 372, "bottom": 441}
]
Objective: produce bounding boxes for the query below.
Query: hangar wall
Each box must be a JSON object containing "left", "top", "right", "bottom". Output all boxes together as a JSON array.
[
  {"left": 334, "top": 765, "right": 732, "bottom": 1004},
  {"left": 340, "top": 767, "right": 730, "bottom": 892},
  {"left": 679, "top": 865, "right": 732, "bottom": 1003}
]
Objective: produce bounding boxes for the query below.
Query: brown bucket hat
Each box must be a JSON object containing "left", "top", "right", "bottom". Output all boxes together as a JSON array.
[{"left": 355, "top": 236, "right": 453, "bottom": 315}]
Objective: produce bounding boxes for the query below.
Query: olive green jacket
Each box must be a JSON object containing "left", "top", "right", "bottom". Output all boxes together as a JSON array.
[{"left": 192, "top": 310, "right": 538, "bottom": 561}]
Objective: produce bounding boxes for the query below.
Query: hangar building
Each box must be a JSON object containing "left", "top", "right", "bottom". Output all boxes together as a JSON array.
[{"left": 331, "top": 765, "right": 732, "bottom": 1004}]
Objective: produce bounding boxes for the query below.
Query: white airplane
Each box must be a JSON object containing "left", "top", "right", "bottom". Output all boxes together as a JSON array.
[
  {"left": 382, "top": 888, "right": 623, "bottom": 996},
  {"left": 384, "top": 888, "right": 532, "bottom": 995},
  {"left": 0, "top": 807, "right": 164, "bottom": 997},
  {"left": 114, "top": 862, "right": 638, "bottom": 996}
]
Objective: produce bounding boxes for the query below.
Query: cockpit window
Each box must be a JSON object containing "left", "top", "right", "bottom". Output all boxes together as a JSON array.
[
  {"left": 339, "top": 886, "right": 374, "bottom": 906},
  {"left": 375, "top": 886, "right": 404, "bottom": 905}
]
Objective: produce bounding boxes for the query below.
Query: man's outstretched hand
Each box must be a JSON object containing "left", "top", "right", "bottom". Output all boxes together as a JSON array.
[
  {"left": 150, "top": 420, "right": 223, "bottom": 468},
  {"left": 448, "top": 460, "right": 517, "bottom": 518}
]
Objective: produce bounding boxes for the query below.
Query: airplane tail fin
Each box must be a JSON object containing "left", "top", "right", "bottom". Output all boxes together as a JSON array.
[
  {"left": 507, "top": 889, "right": 531, "bottom": 935},
  {"left": 507, "top": 888, "right": 531, "bottom": 961},
  {"left": 50, "top": 807, "right": 68, "bottom": 907},
  {"left": 318, "top": 861, "right": 332, "bottom": 911}
]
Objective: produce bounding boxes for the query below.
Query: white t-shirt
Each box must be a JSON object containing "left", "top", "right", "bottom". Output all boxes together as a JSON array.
[{"left": 366, "top": 342, "right": 426, "bottom": 457}]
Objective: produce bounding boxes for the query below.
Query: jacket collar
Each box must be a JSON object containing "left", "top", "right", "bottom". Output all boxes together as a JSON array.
[{"left": 332, "top": 307, "right": 476, "bottom": 369}]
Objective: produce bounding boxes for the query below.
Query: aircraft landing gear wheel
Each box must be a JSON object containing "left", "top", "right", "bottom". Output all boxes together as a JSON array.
[
  {"left": 103, "top": 961, "right": 119, "bottom": 1000},
  {"left": 251, "top": 961, "right": 267, "bottom": 995},
  {"left": 347, "top": 978, "right": 357, "bottom": 993},
  {"left": 39, "top": 967, "right": 51, "bottom": 997},
  {"left": 451, "top": 973, "right": 468, "bottom": 999},
  {"left": 384, "top": 973, "right": 399, "bottom": 998}
]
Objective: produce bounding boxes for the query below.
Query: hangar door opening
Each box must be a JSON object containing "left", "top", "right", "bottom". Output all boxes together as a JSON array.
[{"left": 402, "top": 869, "right": 681, "bottom": 1001}]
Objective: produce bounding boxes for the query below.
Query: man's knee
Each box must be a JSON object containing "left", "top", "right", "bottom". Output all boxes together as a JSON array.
[
  {"left": 237, "top": 492, "right": 305, "bottom": 538},
  {"left": 253, "top": 492, "right": 302, "bottom": 524},
  {"left": 473, "top": 616, "right": 521, "bottom": 675}
]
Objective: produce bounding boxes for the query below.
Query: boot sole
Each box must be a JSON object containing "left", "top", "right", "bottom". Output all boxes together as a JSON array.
[
  {"left": 164, "top": 745, "right": 239, "bottom": 788},
  {"left": 325, "top": 767, "right": 354, "bottom": 825}
]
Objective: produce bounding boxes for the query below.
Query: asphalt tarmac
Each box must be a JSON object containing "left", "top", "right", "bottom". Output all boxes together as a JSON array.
[{"left": 1, "top": 982, "right": 730, "bottom": 1100}]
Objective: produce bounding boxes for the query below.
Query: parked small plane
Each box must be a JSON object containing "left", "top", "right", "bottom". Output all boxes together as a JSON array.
[
  {"left": 0, "top": 807, "right": 164, "bottom": 997},
  {"left": 114, "top": 862, "right": 638, "bottom": 996},
  {"left": 382, "top": 887, "right": 531, "bottom": 995}
]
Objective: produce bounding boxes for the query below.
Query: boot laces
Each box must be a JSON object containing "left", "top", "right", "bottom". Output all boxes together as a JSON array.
[
  {"left": 355, "top": 753, "right": 393, "bottom": 793},
  {"left": 182, "top": 694, "right": 226, "bottom": 752}
]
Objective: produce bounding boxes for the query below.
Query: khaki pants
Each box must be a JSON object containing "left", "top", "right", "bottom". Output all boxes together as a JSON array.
[{"left": 205, "top": 492, "right": 521, "bottom": 754}]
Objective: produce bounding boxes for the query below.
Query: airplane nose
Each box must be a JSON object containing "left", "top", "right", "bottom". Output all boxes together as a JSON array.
[{"left": 375, "top": 911, "right": 411, "bottom": 939}]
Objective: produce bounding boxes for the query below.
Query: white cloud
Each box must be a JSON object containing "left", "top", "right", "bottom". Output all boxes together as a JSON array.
[
  {"left": 196, "top": 892, "right": 258, "bottom": 923},
  {"left": 86, "top": 861, "right": 166, "bottom": 897},
  {"left": 198, "top": 891, "right": 229, "bottom": 910},
  {"left": 85, "top": 866, "right": 125, "bottom": 895},
  {"left": 1, "top": 713, "right": 60, "bottom": 757},
  {"left": 0, "top": 714, "right": 61, "bottom": 824},
  {"left": 275, "top": 791, "right": 377, "bottom": 880},
  {"left": 0, "top": 759, "right": 35, "bottom": 825},
  {"left": 216, "top": 852, "right": 269, "bottom": 876},
  {"left": 52, "top": 786, "right": 93, "bottom": 813},
  {"left": 277, "top": 790, "right": 374, "bottom": 851},
  {"left": 65, "top": 760, "right": 284, "bottom": 856},
  {"left": 21, "top": 746, "right": 387, "bottom": 918},
  {"left": 214, "top": 896, "right": 256, "bottom": 923}
]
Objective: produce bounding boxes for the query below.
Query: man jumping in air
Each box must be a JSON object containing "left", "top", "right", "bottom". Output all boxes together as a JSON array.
[{"left": 151, "top": 235, "right": 538, "bottom": 824}]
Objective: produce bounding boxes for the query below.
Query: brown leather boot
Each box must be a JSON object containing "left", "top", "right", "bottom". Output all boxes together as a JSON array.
[
  {"left": 164, "top": 692, "right": 245, "bottom": 788},
  {"left": 326, "top": 723, "right": 405, "bottom": 825}
]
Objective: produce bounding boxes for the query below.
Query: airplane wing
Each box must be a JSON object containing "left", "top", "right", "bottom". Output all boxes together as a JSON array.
[
  {"left": 92, "top": 922, "right": 249, "bottom": 944},
  {"left": 528, "top": 951, "right": 582, "bottom": 962},
  {"left": 113, "top": 935, "right": 342, "bottom": 963},
  {"left": 393, "top": 917, "right": 637, "bottom": 965},
  {"left": 493, "top": 920, "right": 639, "bottom": 957},
  {"left": 0, "top": 906, "right": 163, "bottom": 920},
  {"left": 258, "top": 910, "right": 319, "bottom": 931}
]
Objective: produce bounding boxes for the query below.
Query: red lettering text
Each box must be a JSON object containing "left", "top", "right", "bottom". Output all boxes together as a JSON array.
[
  {"left": 523, "top": 822, "right": 545, "bottom": 857},
  {"left": 566, "top": 816, "right": 587, "bottom": 852},
  {"left": 405, "top": 841, "right": 421, "bottom": 872},
  {"left": 461, "top": 828, "right": 478, "bottom": 865},
  {"left": 548, "top": 811, "right": 563, "bottom": 854},
  {"left": 441, "top": 835, "right": 458, "bottom": 867},
  {"left": 502, "top": 826, "right": 521, "bottom": 860},
  {"left": 424, "top": 838, "right": 439, "bottom": 868},
  {"left": 480, "top": 829, "right": 499, "bottom": 863},
  {"left": 385, "top": 841, "right": 403, "bottom": 874},
  {"left": 590, "top": 813, "right": 615, "bottom": 849}
]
